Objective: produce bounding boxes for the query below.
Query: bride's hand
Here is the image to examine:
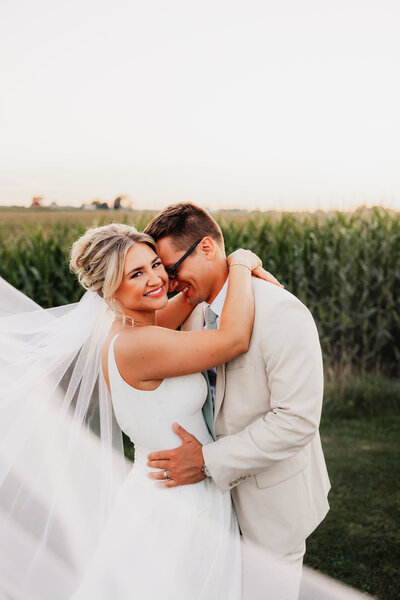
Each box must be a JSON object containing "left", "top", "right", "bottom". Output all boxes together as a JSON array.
[
  {"left": 227, "top": 249, "right": 261, "bottom": 271},
  {"left": 252, "top": 266, "right": 283, "bottom": 287},
  {"left": 227, "top": 249, "right": 284, "bottom": 288}
]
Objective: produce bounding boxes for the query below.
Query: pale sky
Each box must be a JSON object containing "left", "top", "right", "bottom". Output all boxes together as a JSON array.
[{"left": 0, "top": 0, "right": 399, "bottom": 211}]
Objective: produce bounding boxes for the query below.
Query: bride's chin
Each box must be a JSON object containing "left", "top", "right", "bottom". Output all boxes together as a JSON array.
[
  {"left": 140, "top": 295, "right": 168, "bottom": 310},
  {"left": 157, "top": 296, "right": 169, "bottom": 309}
]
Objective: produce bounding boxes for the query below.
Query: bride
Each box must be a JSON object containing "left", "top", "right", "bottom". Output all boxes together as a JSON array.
[{"left": 0, "top": 223, "right": 273, "bottom": 600}]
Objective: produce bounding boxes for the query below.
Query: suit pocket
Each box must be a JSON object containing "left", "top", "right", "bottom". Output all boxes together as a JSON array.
[{"left": 255, "top": 451, "right": 308, "bottom": 489}]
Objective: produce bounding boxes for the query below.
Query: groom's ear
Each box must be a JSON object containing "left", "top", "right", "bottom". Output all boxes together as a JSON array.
[{"left": 199, "top": 237, "right": 216, "bottom": 261}]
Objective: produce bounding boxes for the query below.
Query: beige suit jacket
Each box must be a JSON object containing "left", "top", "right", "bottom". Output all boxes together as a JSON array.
[{"left": 182, "top": 278, "right": 330, "bottom": 556}]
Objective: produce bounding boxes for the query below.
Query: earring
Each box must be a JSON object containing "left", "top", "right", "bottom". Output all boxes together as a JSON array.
[
  {"left": 122, "top": 313, "right": 134, "bottom": 327},
  {"left": 111, "top": 297, "right": 133, "bottom": 326}
]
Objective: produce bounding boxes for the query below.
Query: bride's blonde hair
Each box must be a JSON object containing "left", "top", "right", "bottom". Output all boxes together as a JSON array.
[{"left": 70, "top": 223, "right": 157, "bottom": 302}]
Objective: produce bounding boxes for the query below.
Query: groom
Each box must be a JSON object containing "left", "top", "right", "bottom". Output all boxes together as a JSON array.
[{"left": 145, "top": 203, "right": 330, "bottom": 600}]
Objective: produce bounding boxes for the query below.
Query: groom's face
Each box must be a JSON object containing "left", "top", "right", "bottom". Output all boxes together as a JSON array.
[{"left": 156, "top": 236, "right": 213, "bottom": 305}]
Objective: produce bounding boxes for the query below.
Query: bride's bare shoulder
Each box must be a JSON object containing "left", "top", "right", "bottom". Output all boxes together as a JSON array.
[
  {"left": 112, "top": 324, "right": 165, "bottom": 358},
  {"left": 103, "top": 325, "right": 165, "bottom": 390},
  {"left": 103, "top": 324, "right": 162, "bottom": 368},
  {"left": 101, "top": 325, "right": 132, "bottom": 388}
]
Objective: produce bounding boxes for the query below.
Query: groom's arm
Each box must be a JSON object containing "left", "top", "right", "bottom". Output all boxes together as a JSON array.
[{"left": 202, "top": 297, "right": 324, "bottom": 493}]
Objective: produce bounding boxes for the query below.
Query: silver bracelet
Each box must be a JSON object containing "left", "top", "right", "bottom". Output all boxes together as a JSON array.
[{"left": 228, "top": 262, "right": 252, "bottom": 271}]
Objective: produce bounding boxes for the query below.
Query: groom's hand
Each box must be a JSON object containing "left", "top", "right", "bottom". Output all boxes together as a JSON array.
[{"left": 147, "top": 423, "right": 206, "bottom": 488}]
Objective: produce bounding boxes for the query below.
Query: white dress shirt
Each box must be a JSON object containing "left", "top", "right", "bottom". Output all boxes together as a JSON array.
[
  {"left": 204, "top": 277, "right": 229, "bottom": 331},
  {"left": 203, "top": 278, "right": 229, "bottom": 403}
]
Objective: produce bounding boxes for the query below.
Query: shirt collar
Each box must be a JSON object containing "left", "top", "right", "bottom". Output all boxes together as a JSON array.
[{"left": 209, "top": 277, "right": 229, "bottom": 318}]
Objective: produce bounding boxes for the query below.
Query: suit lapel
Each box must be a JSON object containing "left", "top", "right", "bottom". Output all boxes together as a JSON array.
[
  {"left": 181, "top": 303, "right": 205, "bottom": 332},
  {"left": 214, "top": 362, "right": 226, "bottom": 421}
]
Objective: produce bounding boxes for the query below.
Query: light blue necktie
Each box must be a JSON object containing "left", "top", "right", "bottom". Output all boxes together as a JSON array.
[
  {"left": 202, "top": 306, "right": 218, "bottom": 439},
  {"left": 205, "top": 305, "right": 218, "bottom": 331}
]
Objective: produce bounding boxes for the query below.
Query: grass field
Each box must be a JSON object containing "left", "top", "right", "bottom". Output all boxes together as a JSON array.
[
  {"left": 306, "top": 414, "right": 400, "bottom": 600},
  {"left": 309, "top": 371, "right": 400, "bottom": 600}
]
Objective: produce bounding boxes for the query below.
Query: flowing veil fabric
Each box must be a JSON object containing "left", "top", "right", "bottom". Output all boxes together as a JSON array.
[{"left": 0, "top": 277, "right": 128, "bottom": 600}]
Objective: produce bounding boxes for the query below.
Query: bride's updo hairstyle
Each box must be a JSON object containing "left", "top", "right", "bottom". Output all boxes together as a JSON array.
[{"left": 70, "top": 223, "right": 157, "bottom": 303}]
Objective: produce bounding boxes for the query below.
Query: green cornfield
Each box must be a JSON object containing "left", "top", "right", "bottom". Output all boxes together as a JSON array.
[{"left": 1, "top": 207, "right": 399, "bottom": 377}]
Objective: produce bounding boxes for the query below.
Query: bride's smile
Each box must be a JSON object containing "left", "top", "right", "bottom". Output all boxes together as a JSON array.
[
  {"left": 144, "top": 285, "right": 164, "bottom": 297},
  {"left": 113, "top": 243, "right": 169, "bottom": 321}
]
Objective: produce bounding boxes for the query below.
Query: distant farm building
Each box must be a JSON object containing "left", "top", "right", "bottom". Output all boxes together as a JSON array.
[{"left": 31, "top": 196, "right": 43, "bottom": 208}]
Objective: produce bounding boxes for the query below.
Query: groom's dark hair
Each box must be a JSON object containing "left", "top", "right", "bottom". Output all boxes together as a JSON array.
[{"left": 144, "top": 203, "right": 224, "bottom": 251}]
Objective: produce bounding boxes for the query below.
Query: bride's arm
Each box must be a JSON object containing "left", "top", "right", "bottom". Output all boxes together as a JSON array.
[
  {"left": 155, "top": 251, "right": 282, "bottom": 331},
  {"left": 155, "top": 292, "right": 194, "bottom": 330},
  {"left": 115, "top": 250, "right": 257, "bottom": 382}
]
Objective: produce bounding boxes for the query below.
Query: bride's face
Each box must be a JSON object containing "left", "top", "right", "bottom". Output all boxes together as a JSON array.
[{"left": 114, "top": 243, "right": 169, "bottom": 312}]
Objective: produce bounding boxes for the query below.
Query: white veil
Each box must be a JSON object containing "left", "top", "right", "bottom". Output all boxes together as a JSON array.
[{"left": 0, "top": 277, "right": 127, "bottom": 600}]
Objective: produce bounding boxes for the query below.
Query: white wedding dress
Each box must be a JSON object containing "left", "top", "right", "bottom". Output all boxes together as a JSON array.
[{"left": 71, "top": 335, "right": 241, "bottom": 599}]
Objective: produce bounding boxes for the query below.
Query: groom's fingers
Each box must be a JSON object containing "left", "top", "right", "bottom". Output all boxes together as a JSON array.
[
  {"left": 156, "top": 479, "right": 181, "bottom": 488},
  {"left": 147, "top": 424, "right": 193, "bottom": 465},
  {"left": 147, "top": 459, "right": 171, "bottom": 470},
  {"left": 148, "top": 449, "right": 176, "bottom": 462},
  {"left": 147, "top": 469, "right": 171, "bottom": 480},
  {"left": 172, "top": 422, "right": 193, "bottom": 442},
  {"left": 156, "top": 471, "right": 205, "bottom": 488}
]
